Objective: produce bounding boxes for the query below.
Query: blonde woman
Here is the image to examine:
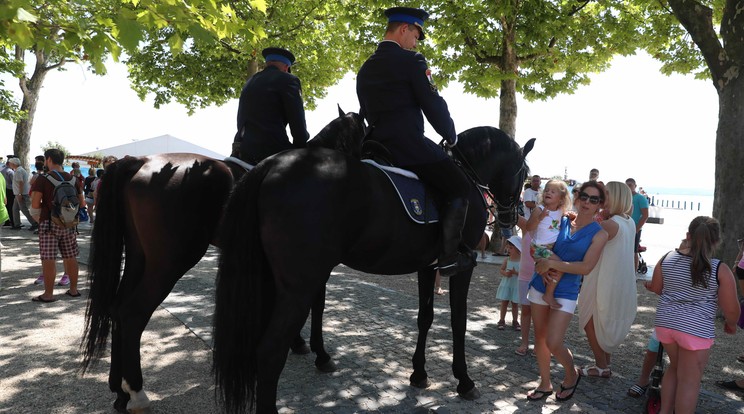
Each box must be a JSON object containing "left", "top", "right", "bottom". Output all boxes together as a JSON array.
[{"left": 578, "top": 181, "right": 637, "bottom": 378}]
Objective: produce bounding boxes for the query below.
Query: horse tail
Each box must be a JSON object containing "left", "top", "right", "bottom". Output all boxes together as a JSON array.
[
  {"left": 213, "top": 165, "right": 271, "bottom": 413},
  {"left": 81, "top": 157, "right": 142, "bottom": 373}
]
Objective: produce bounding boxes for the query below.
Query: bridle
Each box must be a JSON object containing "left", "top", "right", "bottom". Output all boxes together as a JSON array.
[{"left": 445, "top": 142, "right": 527, "bottom": 228}]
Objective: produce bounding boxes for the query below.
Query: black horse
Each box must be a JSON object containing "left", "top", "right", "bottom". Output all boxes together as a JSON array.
[
  {"left": 213, "top": 127, "right": 534, "bottom": 413},
  {"left": 80, "top": 109, "right": 367, "bottom": 413}
]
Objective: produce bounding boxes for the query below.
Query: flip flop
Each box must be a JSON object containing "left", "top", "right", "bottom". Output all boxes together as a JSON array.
[
  {"left": 716, "top": 380, "right": 744, "bottom": 391},
  {"left": 737, "top": 355, "right": 744, "bottom": 363},
  {"left": 65, "top": 290, "right": 82, "bottom": 297},
  {"left": 32, "top": 295, "right": 56, "bottom": 303},
  {"left": 515, "top": 347, "right": 528, "bottom": 356},
  {"left": 556, "top": 372, "right": 582, "bottom": 402},
  {"left": 526, "top": 389, "right": 553, "bottom": 401},
  {"left": 627, "top": 384, "right": 648, "bottom": 398}
]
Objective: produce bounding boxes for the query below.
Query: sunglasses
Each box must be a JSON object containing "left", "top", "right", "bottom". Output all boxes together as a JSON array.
[{"left": 578, "top": 191, "right": 601, "bottom": 205}]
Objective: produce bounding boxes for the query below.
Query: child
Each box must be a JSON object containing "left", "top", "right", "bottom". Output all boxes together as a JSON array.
[
  {"left": 496, "top": 235, "right": 522, "bottom": 331},
  {"left": 525, "top": 179, "right": 572, "bottom": 309},
  {"left": 627, "top": 330, "right": 660, "bottom": 397}
]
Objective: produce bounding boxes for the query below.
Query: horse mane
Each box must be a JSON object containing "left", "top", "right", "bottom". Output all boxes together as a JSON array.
[
  {"left": 455, "top": 126, "right": 525, "bottom": 171},
  {"left": 307, "top": 111, "right": 366, "bottom": 158}
]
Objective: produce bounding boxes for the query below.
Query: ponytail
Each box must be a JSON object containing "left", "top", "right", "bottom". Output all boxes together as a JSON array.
[{"left": 687, "top": 216, "right": 720, "bottom": 288}]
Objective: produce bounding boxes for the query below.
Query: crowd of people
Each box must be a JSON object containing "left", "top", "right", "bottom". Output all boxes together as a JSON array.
[
  {"left": 484, "top": 170, "right": 741, "bottom": 411},
  {"left": 1, "top": 152, "right": 117, "bottom": 301}
]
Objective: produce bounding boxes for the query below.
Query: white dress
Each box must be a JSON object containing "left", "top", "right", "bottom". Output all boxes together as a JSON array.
[{"left": 578, "top": 214, "right": 637, "bottom": 353}]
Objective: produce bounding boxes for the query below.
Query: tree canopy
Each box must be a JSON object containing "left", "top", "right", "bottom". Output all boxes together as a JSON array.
[{"left": 125, "top": 0, "right": 371, "bottom": 113}]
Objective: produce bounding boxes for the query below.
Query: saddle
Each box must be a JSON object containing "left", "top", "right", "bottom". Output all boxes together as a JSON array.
[
  {"left": 223, "top": 156, "right": 255, "bottom": 172},
  {"left": 361, "top": 140, "right": 441, "bottom": 224}
]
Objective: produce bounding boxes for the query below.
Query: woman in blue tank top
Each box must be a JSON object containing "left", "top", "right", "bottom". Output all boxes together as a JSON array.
[{"left": 525, "top": 181, "right": 608, "bottom": 402}]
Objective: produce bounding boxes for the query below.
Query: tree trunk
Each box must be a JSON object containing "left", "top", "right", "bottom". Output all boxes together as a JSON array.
[
  {"left": 13, "top": 48, "right": 51, "bottom": 169},
  {"left": 499, "top": 79, "right": 517, "bottom": 139},
  {"left": 498, "top": 14, "right": 518, "bottom": 139},
  {"left": 712, "top": 74, "right": 744, "bottom": 264}
]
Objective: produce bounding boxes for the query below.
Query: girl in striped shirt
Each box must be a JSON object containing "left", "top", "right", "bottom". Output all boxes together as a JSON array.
[{"left": 645, "top": 216, "right": 739, "bottom": 414}]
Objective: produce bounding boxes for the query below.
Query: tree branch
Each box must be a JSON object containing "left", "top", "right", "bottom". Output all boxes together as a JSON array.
[
  {"left": 568, "top": 0, "right": 592, "bottom": 17},
  {"left": 666, "top": 0, "right": 729, "bottom": 87},
  {"left": 721, "top": 0, "right": 744, "bottom": 65},
  {"left": 464, "top": 33, "right": 502, "bottom": 66}
]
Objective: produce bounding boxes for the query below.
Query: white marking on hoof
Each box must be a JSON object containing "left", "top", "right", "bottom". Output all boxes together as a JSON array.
[{"left": 122, "top": 379, "right": 152, "bottom": 413}]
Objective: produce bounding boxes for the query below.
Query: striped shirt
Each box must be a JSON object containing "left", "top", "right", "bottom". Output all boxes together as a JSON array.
[{"left": 655, "top": 250, "right": 720, "bottom": 339}]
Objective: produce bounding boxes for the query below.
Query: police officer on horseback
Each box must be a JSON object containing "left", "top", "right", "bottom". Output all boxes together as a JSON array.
[
  {"left": 235, "top": 47, "right": 310, "bottom": 164},
  {"left": 357, "top": 7, "right": 475, "bottom": 277}
]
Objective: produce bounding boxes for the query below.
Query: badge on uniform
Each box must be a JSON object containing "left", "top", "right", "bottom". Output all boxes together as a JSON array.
[{"left": 426, "top": 69, "right": 437, "bottom": 92}]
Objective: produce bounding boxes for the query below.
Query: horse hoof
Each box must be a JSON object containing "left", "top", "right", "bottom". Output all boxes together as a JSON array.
[
  {"left": 113, "top": 397, "right": 129, "bottom": 413},
  {"left": 458, "top": 386, "right": 480, "bottom": 401},
  {"left": 316, "top": 360, "right": 337, "bottom": 373},
  {"left": 290, "top": 343, "right": 311, "bottom": 355},
  {"left": 410, "top": 377, "right": 430, "bottom": 389}
]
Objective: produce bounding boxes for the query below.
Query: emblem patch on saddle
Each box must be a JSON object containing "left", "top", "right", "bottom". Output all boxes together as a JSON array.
[{"left": 362, "top": 160, "right": 439, "bottom": 224}]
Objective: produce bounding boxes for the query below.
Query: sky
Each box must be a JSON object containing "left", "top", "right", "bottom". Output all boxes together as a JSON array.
[{"left": 0, "top": 52, "right": 719, "bottom": 194}]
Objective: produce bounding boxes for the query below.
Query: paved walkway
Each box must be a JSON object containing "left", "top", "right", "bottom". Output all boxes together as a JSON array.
[{"left": 1, "top": 210, "right": 743, "bottom": 413}]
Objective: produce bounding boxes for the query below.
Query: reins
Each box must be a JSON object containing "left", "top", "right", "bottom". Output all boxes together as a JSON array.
[{"left": 441, "top": 140, "right": 526, "bottom": 228}]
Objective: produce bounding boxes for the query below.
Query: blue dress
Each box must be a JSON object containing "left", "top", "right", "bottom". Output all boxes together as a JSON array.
[
  {"left": 529, "top": 217, "right": 602, "bottom": 301},
  {"left": 496, "top": 259, "right": 521, "bottom": 303}
]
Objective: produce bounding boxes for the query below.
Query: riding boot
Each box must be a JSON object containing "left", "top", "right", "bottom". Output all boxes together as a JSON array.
[{"left": 438, "top": 198, "right": 476, "bottom": 277}]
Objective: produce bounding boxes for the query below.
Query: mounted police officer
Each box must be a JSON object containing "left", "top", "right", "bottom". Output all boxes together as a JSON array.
[
  {"left": 356, "top": 7, "right": 475, "bottom": 277},
  {"left": 235, "top": 47, "right": 310, "bottom": 164}
]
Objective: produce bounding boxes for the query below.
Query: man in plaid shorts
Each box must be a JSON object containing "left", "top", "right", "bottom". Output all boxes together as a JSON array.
[{"left": 29, "top": 148, "right": 85, "bottom": 302}]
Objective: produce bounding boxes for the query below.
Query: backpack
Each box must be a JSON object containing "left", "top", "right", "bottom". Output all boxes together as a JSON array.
[{"left": 45, "top": 171, "right": 80, "bottom": 228}]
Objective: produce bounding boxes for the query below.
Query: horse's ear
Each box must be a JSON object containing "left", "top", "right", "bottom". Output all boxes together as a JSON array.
[
  {"left": 522, "top": 138, "right": 536, "bottom": 157},
  {"left": 337, "top": 104, "right": 344, "bottom": 117}
]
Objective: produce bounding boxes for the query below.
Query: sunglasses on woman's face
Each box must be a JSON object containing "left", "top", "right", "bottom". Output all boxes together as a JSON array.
[{"left": 578, "top": 191, "right": 601, "bottom": 204}]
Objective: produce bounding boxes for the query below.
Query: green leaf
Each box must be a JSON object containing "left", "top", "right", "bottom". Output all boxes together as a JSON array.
[
  {"left": 168, "top": 32, "right": 183, "bottom": 54},
  {"left": 16, "top": 7, "right": 38, "bottom": 23},
  {"left": 115, "top": 16, "right": 144, "bottom": 52},
  {"left": 249, "top": 0, "right": 267, "bottom": 14}
]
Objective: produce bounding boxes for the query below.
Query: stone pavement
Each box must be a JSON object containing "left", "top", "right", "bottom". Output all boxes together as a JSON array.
[{"left": 1, "top": 210, "right": 744, "bottom": 413}]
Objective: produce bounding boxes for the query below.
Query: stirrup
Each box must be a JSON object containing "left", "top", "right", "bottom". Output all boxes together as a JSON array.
[{"left": 438, "top": 251, "right": 476, "bottom": 277}]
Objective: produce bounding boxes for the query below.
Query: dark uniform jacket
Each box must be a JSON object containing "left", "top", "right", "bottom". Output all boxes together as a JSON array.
[
  {"left": 236, "top": 65, "right": 309, "bottom": 163},
  {"left": 357, "top": 41, "right": 457, "bottom": 167}
]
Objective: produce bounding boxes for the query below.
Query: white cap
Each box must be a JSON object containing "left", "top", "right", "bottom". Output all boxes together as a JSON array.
[{"left": 507, "top": 235, "right": 522, "bottom": 253}]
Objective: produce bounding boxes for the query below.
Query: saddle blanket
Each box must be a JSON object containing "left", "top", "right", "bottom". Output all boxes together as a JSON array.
[{"left": 362, "top": 160, "right": 439, "bottom": 224}]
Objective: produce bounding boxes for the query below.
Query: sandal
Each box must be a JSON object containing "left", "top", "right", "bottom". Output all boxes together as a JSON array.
[
  {"left": 497, "top": 320, "right": 506, "bottom": 330},
  {"left": 513, "top": 321, "right": 521, "bottom": 331},
  {"left": 65, "top": 290, "right": 82, "bottom": 297},
  {"left": 716, "top": 380, "right": 744, "bottom": 391},
  {"left": 526, "top": 389, "right": 553, "bottom": 401},
  {"left": 627, "top": 384, "right": 648, "bottom": 398},
  {"left": 32, "top": 295, "right": 56, "bottom": 303},
  {"left": 434, "top": 287, "right": 445, "bottom": 296},
  {"left": 514, "top": 346, "right": 528, "bottom": 356},
  {"left": 579, "top": 365, "right": 611, "bottom": 378},
  {"left": 737, "top": 355, "right": 744, "bottom": 363},
  {"left": 556, "top": 372, "right": 581, "bottom": 402}
]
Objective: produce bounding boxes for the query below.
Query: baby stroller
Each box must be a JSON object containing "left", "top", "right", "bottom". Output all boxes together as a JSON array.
[
  {"left": 637, "top": 252, "right": 648, "bottom": 274},
  {"left": 644, "top": 344, "right": 665, "bottom": 414}
]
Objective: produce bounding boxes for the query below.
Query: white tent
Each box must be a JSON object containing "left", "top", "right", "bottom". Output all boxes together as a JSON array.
[{"left": 79, "top": 134, "right": 226, "bottom": 160}]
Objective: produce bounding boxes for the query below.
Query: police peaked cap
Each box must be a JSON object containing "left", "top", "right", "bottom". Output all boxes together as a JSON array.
[
  {"left": 262, "top": 47, "right": 296, "bottom": 67},
  {"left": 384, "top": 7, "right": 429, "bottom": 39}
]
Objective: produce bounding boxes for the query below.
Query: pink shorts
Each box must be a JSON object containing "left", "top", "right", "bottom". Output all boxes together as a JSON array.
[
  {"left": 38, "top": 220, "right": 79, "bottom": 260},
  {"left": 655, "top": 327, "right": 714, "bottom": 351}
]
